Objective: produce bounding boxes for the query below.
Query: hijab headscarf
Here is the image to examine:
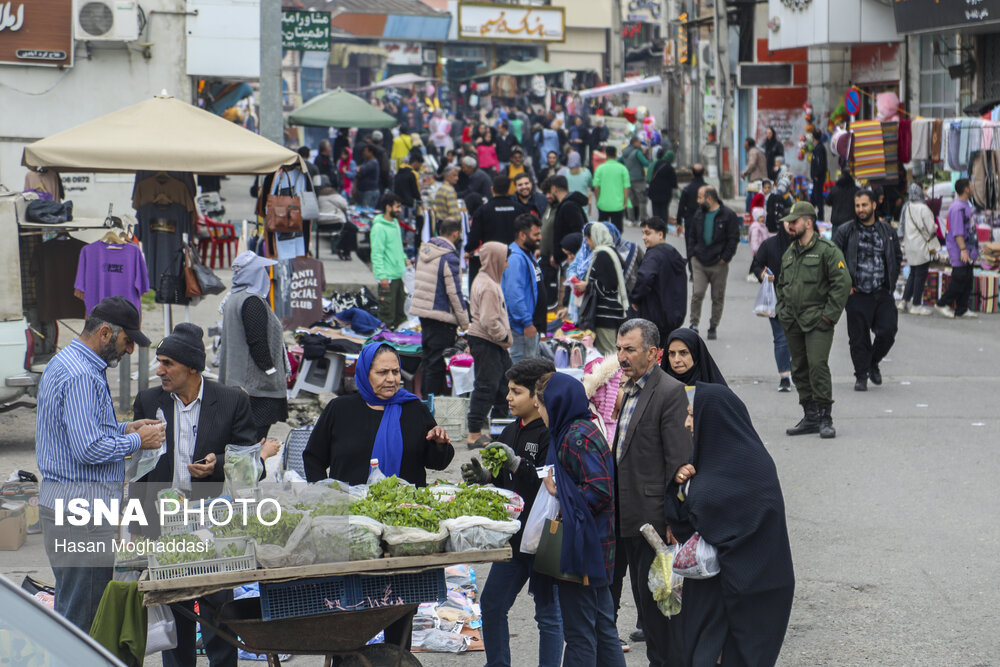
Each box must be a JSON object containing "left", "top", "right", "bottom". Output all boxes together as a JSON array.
[
  {"left": 664, "top": 328, "right": 728, "bottom": 386},
  {"left": 900, "top": 182, "right": 926, "bottom": 237},
  {"left": 355, "top": 343, "right": 420, "bottom": 478},
  {"left": 663, "top": 383, "right": 794, "bottom": 667},
  {"left": 605, "top": 222, "right": 642, "bottom": 293},
  {"left": 542, "top": 373, "right": 609, "bottom": 586},
  {"left": 220, "top": 251, "right": 276, "bottom": 313},
  {"left": 572, "top": 222, "right": 597, "bottom": 280},
  {"left": 567, "top": 151, "right": 582, "bottom": 170},
  {"left": 478, "top": 241, "right": 508, "bottom": 283},
  {"left": 584, "top": 223, "right": 629, "bottom": 312}
]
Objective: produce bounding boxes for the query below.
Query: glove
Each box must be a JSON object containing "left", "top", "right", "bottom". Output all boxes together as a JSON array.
[
  {"left": 461, "top": 457, "right": 491, "bottom": 484},
  {"left": 485, "top": 442, "right": 521, "bottom": 472}
]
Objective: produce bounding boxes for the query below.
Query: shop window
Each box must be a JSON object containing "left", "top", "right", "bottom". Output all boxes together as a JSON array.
[{"left": 918, "top": 34, "right": 960, "bottom": 118}]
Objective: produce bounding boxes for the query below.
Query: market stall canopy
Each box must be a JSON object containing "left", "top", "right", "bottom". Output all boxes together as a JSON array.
[
  {"left": 359, "top": 73, "right": 437, "bottom": 91},
  {"left": 288, "top": 88, "right": 398, "bottom": 129},
  {"left": 578, "top": 76, "right": 663, "bottom": 99},
  {"left": 22, "top": 95, "right": 302, "bottom": 175},
  {"left": 478, "top": 58, "right": 568, "bottom": 78}
]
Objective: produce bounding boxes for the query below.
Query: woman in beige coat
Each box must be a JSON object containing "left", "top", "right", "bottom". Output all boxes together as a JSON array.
[
  {"left": 899, "top": 183, "right": 941, "bottom": 315},
  {"left": 465, "top": 242, "right": 513, "bottom": 447}
]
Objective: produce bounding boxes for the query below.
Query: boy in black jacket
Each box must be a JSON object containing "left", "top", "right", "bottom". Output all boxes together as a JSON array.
[{"left": 461, "top": 358, "right": 564, "bottom": 666}]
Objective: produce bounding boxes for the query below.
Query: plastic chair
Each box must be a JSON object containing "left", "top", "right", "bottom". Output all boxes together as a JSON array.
[
  {"left": 281, "top": 425, "right": 315, "bottom": 479},
  {"left": 196, "top": 214, "right": 238, "bottom": 268}
]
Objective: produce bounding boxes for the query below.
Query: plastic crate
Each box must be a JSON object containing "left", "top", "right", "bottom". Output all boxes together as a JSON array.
[
  {"left": 352, "top": 569, "right": 447, "bottom": 610},
  {"left": 434, "top": 396, "right": 469, "bottom": 441},
  {"left": 260, "top": 575, "right": 354, "bottom": 621},
  {"left": 147, "top": 538, "right": 256, "bottom": 581}
]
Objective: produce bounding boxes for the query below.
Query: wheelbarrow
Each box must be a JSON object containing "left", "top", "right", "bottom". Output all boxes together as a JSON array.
[{"left": 172, "top": 595, "right": 423, "bottom": 666}]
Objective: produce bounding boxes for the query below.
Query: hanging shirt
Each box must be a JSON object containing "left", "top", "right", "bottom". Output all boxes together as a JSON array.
[
  {"left": 32, "top": 237, "right": 86, "bottom": 320},
  {"left": 281, "top": 257, "right": 326, "bottom": 331},
  {"left": 136, "top": 202, "right": 190, "bottom": 285},
  {"left": 171, "top": 378, "right": 204, "bottom": 491},
  {"left": 73, "top": 241, "right": 150, "bottom": 315}
]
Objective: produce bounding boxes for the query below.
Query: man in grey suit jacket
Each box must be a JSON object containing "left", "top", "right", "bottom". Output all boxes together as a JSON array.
[{"left": 613, "top": 319, "right": 693, "bottom": 667}]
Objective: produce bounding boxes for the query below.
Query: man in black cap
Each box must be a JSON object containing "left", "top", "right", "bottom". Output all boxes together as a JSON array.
[
  {"left": 132, "top": 322, "right": 279, "bottom": 667},
  {"left": 36, "top": 296, "right": 165, "bottom": 632}
]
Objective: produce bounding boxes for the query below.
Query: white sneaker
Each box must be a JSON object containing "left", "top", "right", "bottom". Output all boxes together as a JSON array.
[
  {"left": 960, "top": 310, "right": 979, "bottom": 318},
  {"left": 896, "top": 299, "right": 908, "bottom": 312},
  {"left": 935, "top": 305, "right": 956, "bottom": 319},
  {"left": 910, "top": 305, "right": 933, "bottom": 316},
  {"left": 746, "top": 273, "right": 759, "bottom": 283}
]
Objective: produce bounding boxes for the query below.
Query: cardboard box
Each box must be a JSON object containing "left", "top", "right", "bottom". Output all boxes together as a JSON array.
[
  {"left": 0, "top": 501, "right": 27, "bottom": 551},
  {"left": 3, "top": 483, "right": 40, "bottom": 534}
]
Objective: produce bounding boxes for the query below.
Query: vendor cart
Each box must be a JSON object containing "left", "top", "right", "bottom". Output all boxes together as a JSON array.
[{"left": 137, "top": 547, "right": 511, "bottom": 666}]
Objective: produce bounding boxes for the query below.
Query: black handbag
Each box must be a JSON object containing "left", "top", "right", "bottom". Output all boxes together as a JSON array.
[
  {"left": 577, "top": 288, "right": 598, "bottom": 331},
  {"left": 187, "top": 247, "right": 226, "bottom": 295},
  {"left": 155, "top": 249, "right": 191, "bottom": 305}
]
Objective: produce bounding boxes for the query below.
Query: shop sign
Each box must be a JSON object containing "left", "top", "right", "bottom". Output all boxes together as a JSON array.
[
  {"left": 458, "top": 3, "right": 565, "bottom": 43},
  {"left": 851, "top": 43, "right": 900, "bottom": 85},
  {"left": 0, "top": 0, "right": 73, "bottom": 67},
  {"left": 893, "top": 0, "right": 1000, "bottom": 34},
  {"left": 623, "top": 0, "right": 661, "bottom": 24},
  {"left": 281, "top": 11, "right": 330, "bottom": 52},
  {"left": 381, "top": 40, "right": 423, "bottom": 66}
]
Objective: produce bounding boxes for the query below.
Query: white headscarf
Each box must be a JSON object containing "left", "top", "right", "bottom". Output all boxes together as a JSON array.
[
  {"left": 584, "top": 223, "right": 629, "bottom": 312},
  {"left": 220, "top": 251, "right": 277, "bottom": 313}
]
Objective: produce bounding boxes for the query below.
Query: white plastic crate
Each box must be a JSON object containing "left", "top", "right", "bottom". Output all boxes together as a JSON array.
[
  {"left": 434, "top": 396, "right": 469, "bottom": 441},
  {"left": 148, "top": 538, "right": 256, "bottom": 581}
]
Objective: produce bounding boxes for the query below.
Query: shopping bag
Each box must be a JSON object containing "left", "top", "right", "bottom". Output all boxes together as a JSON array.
[
  {"left": 648, "top": 543, "right": 683, "bottom": 617},
  {"left": 191, "top": 253, "right": 226, "bottom": 296},
  {"left": 183, "top": 247, "right": 202, "bottom": 297},
  {"left": 300, "top": 176, "right": 320, "bottom": 220},
  {"left": 520, "top": 483, "right": 560, "bottom": 555},
  {"left": 145, "top": 604, "right": 178, "bottom": 654},
  {"left": 753, "top": 277, "right": 777, "bottom": 318},
  {"left": 672, "top": 532, "right": 720, "bottom": 579},
  {"left": 533, "top": 518, "right": 586, "bottom": 584},
  {"left": 265, "top": 170, "right": 303, "bottom": 232}
]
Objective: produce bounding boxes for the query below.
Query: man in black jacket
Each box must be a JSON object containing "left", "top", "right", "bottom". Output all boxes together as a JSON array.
[
  {"left": 314, "top": 139, "right": 338, "bottom": 189},
  {"left": 630, "top": 216, "right": 687, "bottom": 349},
  {"left": 392, "top": 151, "right": 424, "bottom": 248},
  {"left": 832, "top": 189, "right": 902, "bottom": 391},
  {"left": 133, "top": 323, "right": 279, "bottom": 667},
  {"left": 513, "top": 172, "right": 548, "bottom": 218},
  {"left": 677, "top": 163, "right": 706, "bottom": 273},
  {"left": 457, "top": 155, "right": 493, "bottom": 205},
  {"left": 461, "top": 358, "right": 562, "bottom": 666},
  {"left": 686, "top": 186, "right": 740, "bottom": 339},
  {"left": 466, "top": 175, "right": 520, "bottom": 287},
  {"left": 495, "top": 121, "right": 516, "bottom": 171},
  {"left": 810, "top": 131, "right": 828, "bottom": 221},
  {"left": 544, "top": 175, "right": 587, "bottom": 267}
]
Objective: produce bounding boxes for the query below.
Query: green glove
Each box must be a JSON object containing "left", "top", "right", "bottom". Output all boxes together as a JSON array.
[
  {"left": 484, "top": 442, "right": 521, "bottom": 472},
  {"left": 461, "top": 457, "right": 491, "bottom": 484}
]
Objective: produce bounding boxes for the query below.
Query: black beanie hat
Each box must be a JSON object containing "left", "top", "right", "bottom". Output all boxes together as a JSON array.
[
  {"left": 156, "top": 323, "right": 206, "bottom": 372},
  {"left": 560, "top": 232, "right": 583, "bottom": 255}
]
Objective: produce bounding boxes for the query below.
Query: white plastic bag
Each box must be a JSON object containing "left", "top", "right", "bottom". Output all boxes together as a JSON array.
[
  {"left": 441, "top": 516, "right": 521, "bottom": 552},
  {"left": 381, "top": 524, "right": 448, "bottom": 557},
  {"left": 255, "top": 512, "right": 315, "bottom": 568},
  {"left": 223, "top": 443, "right": 263, "bottom": 498},
  {"left": 672, "top": 532, "right": 720, "bottom": 579},
  {"left": 145, "top": 604, "right": 178, "bottom": 654},
  {"left": 753, "top": 277, "right": 777, "bottom": 318},
  {"left": 519, "top": 485, "right": 559, "bottom": 555},
  {"left": 127, "top": 408, "right": 167, "bottom": 482},
  {"left": 647, "top": 543, "right": 684, "bottom": 618}
]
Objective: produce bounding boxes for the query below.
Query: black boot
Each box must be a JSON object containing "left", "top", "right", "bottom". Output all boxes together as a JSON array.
[
  {"left": 786, "top": 402, "right": 820, "bottom": 436},
  {"left": 818, "top": 404, "right": 836, "bottom": 439}
]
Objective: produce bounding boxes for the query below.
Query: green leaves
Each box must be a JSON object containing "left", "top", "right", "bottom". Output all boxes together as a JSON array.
[
  {"left": 349, "top": 476, "right": 511, "bottom": 528},
  {"left": 482, "top": 448, "right": 509, "bottom": 478}
]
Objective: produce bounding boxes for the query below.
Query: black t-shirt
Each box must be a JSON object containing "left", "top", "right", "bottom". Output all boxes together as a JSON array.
[
  {"left": 136, "top": 202, "right": 190, "bottom": 285},
  {"left": 496, "top": 417, "right": 550, "bottom": 556},
  {"left": 302, "top": 393, "right": 454, "bottom": 486},
  {"left": 32, "top": 237, "right": 86, "bottom": 321}
]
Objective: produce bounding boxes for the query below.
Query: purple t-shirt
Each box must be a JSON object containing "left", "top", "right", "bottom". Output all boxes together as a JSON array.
[
  {"left": 945, "top": 198, "right": 978, "bottom": 267},
  {"left": 74, "top": 241, "right": 150, "bottom": 315}
]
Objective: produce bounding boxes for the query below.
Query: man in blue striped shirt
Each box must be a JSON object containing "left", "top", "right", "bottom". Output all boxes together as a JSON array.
[{"left": 37, "top": 296, "right": 165, "bottom": 632}]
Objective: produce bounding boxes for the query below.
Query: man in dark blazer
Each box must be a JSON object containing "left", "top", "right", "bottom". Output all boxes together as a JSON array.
[
  {"left": 613, "top": 319, "right": 693, "bottom": 667},
  {"left": 133, "top": 323, "right": 278, "bottom": 667}
]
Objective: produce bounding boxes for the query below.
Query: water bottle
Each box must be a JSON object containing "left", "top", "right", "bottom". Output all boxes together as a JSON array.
[{"left": 367, "top": 458, "right": 386, "bottom": 485}]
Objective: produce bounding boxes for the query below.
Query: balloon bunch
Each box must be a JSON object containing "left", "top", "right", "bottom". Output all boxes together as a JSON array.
[
  {"left": 799, "top": 102, "right": 815, "bottom": 161},
  {"left": 829, "top": 99, "right": 848, "bottom": 132}
]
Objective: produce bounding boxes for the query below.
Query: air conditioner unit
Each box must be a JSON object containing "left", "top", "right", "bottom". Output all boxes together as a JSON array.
[{"left": 74, "top": 0, "right": 139, "bottom": 42}]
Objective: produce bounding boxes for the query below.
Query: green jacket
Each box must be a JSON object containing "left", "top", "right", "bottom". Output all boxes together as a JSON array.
[
  {"left": 89, "top": 581, "right": 147, "bottom": 666},
  {"left": 776, "top": 233, "right": 851, "bottom": 331},
  {"left": 370, "top": 214, "right": 407, "bottom": 281}
]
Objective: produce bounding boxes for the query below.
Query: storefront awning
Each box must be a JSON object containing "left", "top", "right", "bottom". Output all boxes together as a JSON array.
[
  {"left": 330, "top": 44, "right": 389, "bottom": 68},
  {"left": 476, "top": 58, "right": 568, "bottom": 78},
  {"left": 577, "top": 76, "right": 662, "bottom": 99}
]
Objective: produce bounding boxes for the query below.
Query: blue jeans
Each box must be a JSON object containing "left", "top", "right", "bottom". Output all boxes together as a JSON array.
[
  {"left": 481, "top": 558, "right": 563, "bottom": 667},
  {"left": 358, "top": 189, "right": 380, "bottom": 209},
  {"left": 40, "top": 507, "right": 115, "bottom": 633},
  {"left": 769, "top": 316, "right": 792, "bottom": 374},
  {"left": 510, "top": 330, "right": 539, "bottom": 364},
  {"left": 556, "top": 582, "right": 626, "bottom": 667}
]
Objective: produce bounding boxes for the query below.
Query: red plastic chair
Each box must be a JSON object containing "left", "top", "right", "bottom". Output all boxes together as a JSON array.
[{"left": 196, "top": 214, "right": 238, "bottom": 268}]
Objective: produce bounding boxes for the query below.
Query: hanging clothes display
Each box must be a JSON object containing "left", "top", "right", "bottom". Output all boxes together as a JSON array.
[
  {"left": 911, "top": 119, "right": 931, "bottom": 162},
  {"left": 133, "top": 171, "right": 196, "bottom": 305},
  {"left": 31, "top": 235, "right": 86, "bottom": 320},
  {"left": 851, "top": 120, "right": 887, "bottom": 180},
  {"left": 897, "top": 119, "right": 912, "bottom": 165},
  {"left": 880, "top": 121, "right": 899, "bottom": 184},
  {"left": 281, "top": 256, "right": 326, "bottom": 330},
  {"left": 24, "top": 168, "right": 64, "bottom": 202},
  {"left": 930, "top": 119, "right": 944, "bottom": 162},
  {"left": 73, "top": 239, "right": 150, "bottom": 315}
]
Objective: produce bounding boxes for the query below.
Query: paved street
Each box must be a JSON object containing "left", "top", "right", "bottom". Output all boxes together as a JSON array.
[{"left": 2, "top": 190, "right": 998, "bottom": 665}]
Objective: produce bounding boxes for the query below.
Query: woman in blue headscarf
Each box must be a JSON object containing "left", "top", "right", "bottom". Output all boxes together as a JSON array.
[
  {"left": 534, "top": 372, "right": 625, "bottom": 667},
  {"left": 302, "top": 342, "right": 454, "bottom": 485}
]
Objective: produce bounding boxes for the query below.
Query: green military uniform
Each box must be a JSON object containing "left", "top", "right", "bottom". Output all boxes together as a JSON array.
[{"left": 776, "top": 214, "right": 851, "bottom": 410}]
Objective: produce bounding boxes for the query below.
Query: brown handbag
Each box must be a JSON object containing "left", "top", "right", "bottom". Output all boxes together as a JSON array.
[
  {"left": 265, "top": 169, "right": 303, "bottom": 232},
  {"left": 183, "top": 246, "right": 202, "bottom": 297}
]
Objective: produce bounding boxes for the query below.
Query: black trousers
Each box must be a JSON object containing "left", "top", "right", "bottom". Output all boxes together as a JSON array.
[
  {"left": 164, "top": 590, "right": 237, "bottom": 667},
  {"left": 541, "top": 259, "right": 559, "bottom": 309},
  {"left": 810, "top": 179, "right": 825, "bottom": 221},
  {"left": 902, "top": 261, "right": 930, "bottom": 306},
  {"left": 419, "top": 318, "right": 457, "bottom": 398},
  {"left": 651, "top": 199, "right": 671, "bottom": 223},
  {"left": 467, "top": 335, "right": 511, "bottom": 433},
  {"left": 845, "top": 288, "right": 898, "bottom": 378},
  {"left": 468, "top": 255, "right": 481, "bottom": 294},
  {"left": 939, "top": 264, "right": 975, "bottom": 315},
  {"left": 598, "top": 208, "right": 624, "bottom": 233},
  {"left": 622, "top": 536, "right": 685, "bottom": 667}
]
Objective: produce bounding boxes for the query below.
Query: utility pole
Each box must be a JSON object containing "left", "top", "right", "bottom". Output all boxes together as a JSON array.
[
  {"left": 714, "top": 0, "right": 734, "bottom": 198},
  {"left": 260, "top": 0, "right": 283, "bottom": 145},
  {"left": 611, "top": 0, "right": 623, "bottom": 83}
]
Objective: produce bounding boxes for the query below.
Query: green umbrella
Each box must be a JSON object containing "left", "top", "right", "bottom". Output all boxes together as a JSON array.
[
  {"left": 288, "top": 88, "right": 397, "bottom": 129},
  {"left": 477, "top": 58, "right": 568, "bottom": 78}
]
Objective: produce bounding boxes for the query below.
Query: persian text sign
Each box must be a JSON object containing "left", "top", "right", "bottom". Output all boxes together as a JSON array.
[
  {"left": 281, "top": 11, "right": 330, "bottom": 52},
  {"left": 458, "top": 3, "right": 565, "bottom": 43},
  {"left": 0, "top": 0, "right": 73, "bottom": 67},
  {"left": 892, "top": 0, "right": 1000, "bottom": 34}
]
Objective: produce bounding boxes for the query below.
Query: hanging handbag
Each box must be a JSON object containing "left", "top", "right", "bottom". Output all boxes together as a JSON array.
[
  {"left": 576, "top": 287, "right": 598, "bottom": 331},
  {"left": 183, "top": 247, "right": 202, "bottom": 298},
  {"left": 532, "top": 517, "right": 587, "bottom": 585},
  {"left": 300, "top": 172, "right": 320, "bottom": 220},
  {"left": 265, "top": 169, "right": 303, "bottom": 233}
]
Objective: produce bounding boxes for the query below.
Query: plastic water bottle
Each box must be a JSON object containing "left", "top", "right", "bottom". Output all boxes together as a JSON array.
[{"left": 367, "top": 459, "right": 386, "bottom": 484}]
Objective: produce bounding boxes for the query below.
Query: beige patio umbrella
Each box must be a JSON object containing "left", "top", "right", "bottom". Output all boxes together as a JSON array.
[{"left": 22, "top": 94, "right": 303, "bottom": 174}]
